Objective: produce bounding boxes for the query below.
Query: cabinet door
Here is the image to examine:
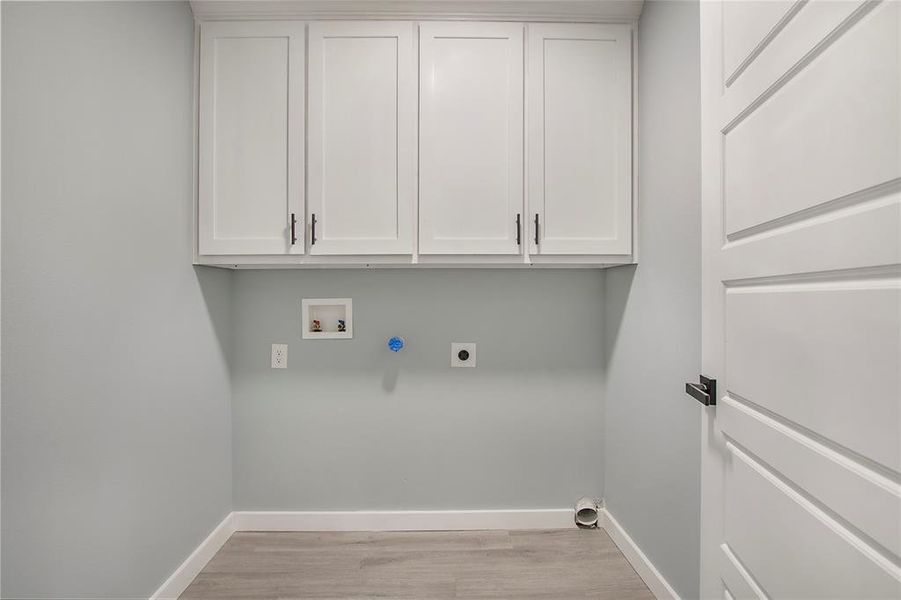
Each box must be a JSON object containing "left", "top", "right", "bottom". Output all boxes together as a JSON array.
[
  {"left": 198, "top": 22, "right": 304, "bottom": 255},
  {"left": 308, "top": 22, "right": 415, "bottom": 255},
  {"left": 419, "top": 23, "right": 524, "bottom": 255},
  {"left": 528, "top": 24, "right": 632, "bottom": 255}
]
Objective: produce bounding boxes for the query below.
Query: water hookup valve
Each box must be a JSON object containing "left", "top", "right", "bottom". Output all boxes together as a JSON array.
[{"left": 387, "top": 336, "right": 405, "bottom": 352}]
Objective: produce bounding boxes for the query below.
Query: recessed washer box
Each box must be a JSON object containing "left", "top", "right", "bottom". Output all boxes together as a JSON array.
[{"left": 302, "top": 298, "right": 352, "bottom": 339}]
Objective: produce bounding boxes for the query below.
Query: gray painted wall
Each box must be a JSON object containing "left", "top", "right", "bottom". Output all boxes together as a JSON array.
[
  {"left": 604, "top": 1, "right": 702, "bottom": 597},
  {"left": 232, "top": 269, "right": 604, "bottom": 510},
  {"left": 1, "top": 2, "right": 233, "bottom": 597},
  {"left": 1, "top": 1, "right": 702, "bottom": 596}
]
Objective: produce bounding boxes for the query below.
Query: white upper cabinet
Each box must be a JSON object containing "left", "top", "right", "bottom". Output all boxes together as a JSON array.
[
  {"left": 418, "top": 23, "right": 524, "bottom": 255},
  {"left": 307, "top": 22, "right": 416, "bottom": 255},
  {"left": 528, "top": 24, "right": 632, "bottom": 255},
  {"left": 198, "top": 22, "right": 305, "bottom": 255},
  {"left": 194, "top": 16, "right": 636, "bottom": 267}
]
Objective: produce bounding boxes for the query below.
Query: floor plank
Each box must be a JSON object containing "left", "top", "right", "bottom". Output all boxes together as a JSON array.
[{"left": 180, "top": 529, "right": 654, "bottom": 599}]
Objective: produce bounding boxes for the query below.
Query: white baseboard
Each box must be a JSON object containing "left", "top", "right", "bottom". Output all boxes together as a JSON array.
[
  {"left": 150, "top": 507, "right": 678, "bottom": 600},
  {"left": 599, "top": 508, "right": 680, "bottom": 600},
  {"left": 233, "top": 509, "right": 576, "bottom": 532},
  {"left": 149, "top": 512, "right": 236, "bottom": 600}
]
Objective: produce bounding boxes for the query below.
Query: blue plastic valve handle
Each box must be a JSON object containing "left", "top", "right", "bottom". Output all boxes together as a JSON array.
[{"left": 387, "top": 336, "right": 405, "bottom": 352}]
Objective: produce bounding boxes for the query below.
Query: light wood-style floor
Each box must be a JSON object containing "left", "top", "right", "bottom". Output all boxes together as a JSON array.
[{"left": 181, "top": 529, "right": 654, "bottom": 599}]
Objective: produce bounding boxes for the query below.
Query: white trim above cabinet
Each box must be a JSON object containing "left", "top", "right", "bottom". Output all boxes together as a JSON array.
[
  {"left": 193, "top": 16, "right": 637, "bottom": 269},
  {"left": 308, "top": 21, "right": 416, "bottom": 255},
  {"left": 418, "top": 22, "right": 524, "bottom": 255},
  {"left": 189, "top": 1, "right": 644, "bottom": 23},
  {"left": 198, "top": 21, "right": 305, "bottom": 255},
  {"left": 528, "top": 24, "right": 633, "bottom": 256}
]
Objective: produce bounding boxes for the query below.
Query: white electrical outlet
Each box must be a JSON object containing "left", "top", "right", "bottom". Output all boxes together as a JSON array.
[
  {"left": 271, "top": 343, "right": 288, "bottom": 369},
  {"left": 451, "top": 342, "right": 476, "bottom": 368}
]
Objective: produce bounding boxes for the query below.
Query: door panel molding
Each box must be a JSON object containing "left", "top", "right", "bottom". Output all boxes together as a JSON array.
[
  {"left": 722, "top": 2, "right": 899, "bottom": 237},
  {"left": 724, "top": 282, "right": 900, "bottom": 470},
  {"left": 718, "top": 543, "right": 767, "bottom": 600},
  {"left": 723, "top": 0, "right": 876, "bottom": 128},
  {"left": 720, "top": 395, "right": 901, "bottom": 556},
  {"left": 725, "top": 442, "right": 901, "bottom": 598},
  {"left": 720, "top": 195, "right": 900, "bottom": 282},
  {"left": 725, "top": 178, "right": 900, "bottom": 243},
  {"left": 722, "top": 0, "right": 804, "bottom": 88}
]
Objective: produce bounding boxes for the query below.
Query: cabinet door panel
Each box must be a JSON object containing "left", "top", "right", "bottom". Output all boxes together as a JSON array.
[
  {"left": 308, "top": 22, "right": 415, "bottom": 255},
  {"left": 198, "top": 22, "right": 304, "bottom": 256},
  {"left": 529, "top": 24, "right": 632, "bottom": 255},
  {"left": 419, "top": 23, "right": 524, "bottom": 255}
]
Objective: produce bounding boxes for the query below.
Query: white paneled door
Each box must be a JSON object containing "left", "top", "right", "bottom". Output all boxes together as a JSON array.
[
  {"left": 307, "top": 22, "right": 415, "bottom": 255},
  {"left": 700, "top": 2, "right": 900, "bottom": 599},
  {"left": 198, "top": 22, "right": 305, "bottom": 255},
  {"left": 418, "top": 22, "right": 524, "bottom": 255},
  {"left": 528, "top": 24, "right": 632, "bottom": 256}
]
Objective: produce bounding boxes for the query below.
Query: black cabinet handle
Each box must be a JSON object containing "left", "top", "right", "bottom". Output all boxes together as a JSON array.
[
  {"left": 685, "top": 375, "right": 716, "bottom": 406},
  {"left": 290, "top": 213, "right": 297, "bottom": 245},
  {"left": 516, "top": 213, "right": 521, "bottom": 245},
  {"left": 534, "top": 213, "right": 539, "bottom": 245},
  {"left": 311, "top": 213, "right": 317, "bottom": 246}
]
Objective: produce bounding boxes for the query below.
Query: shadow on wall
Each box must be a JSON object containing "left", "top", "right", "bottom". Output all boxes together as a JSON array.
[
  {"left": 602, "top": 264, "right": 636, "bottom": 371},
  {"left": 383, "top": 364, "right": 400, "bottom": 392},
  {"left": 194, "top": 265, "right": 235, "bottom": 374}
]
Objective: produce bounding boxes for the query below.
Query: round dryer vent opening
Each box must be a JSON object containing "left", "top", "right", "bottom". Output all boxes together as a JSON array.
[{"left": 574, "top": 497, "right": 599, "bottom": 528}]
